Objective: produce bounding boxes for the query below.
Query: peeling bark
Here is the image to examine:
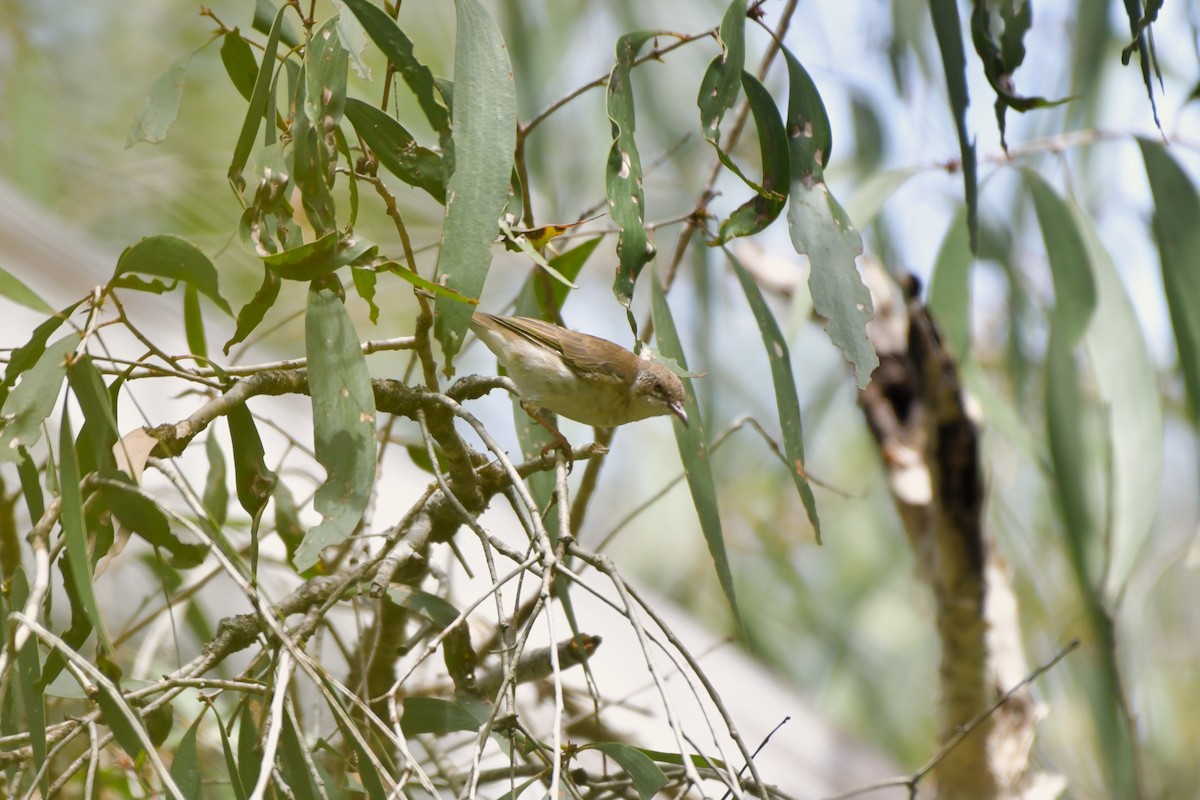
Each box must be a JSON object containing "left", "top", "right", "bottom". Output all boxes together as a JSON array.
[{"left": 858, "top": 266, "right": 1060, "bottom": 800}]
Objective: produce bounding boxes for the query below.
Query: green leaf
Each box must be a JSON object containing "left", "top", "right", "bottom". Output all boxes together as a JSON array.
[
  {"left": 13, "top": 570, "right": 46, "bottom": 793},
  {"left": 68, "top": 354, "right": 120, "bottom": 477},
  {"left": 606, "top": 31, "right": 659, "bottom": 316},
  {"left": 1026, "top": 170, "right": 1095, "bottom": 346},
  {"left": 102, "top": 484, "right": 209, "bottom": 569},
  {"left": 386, "top": 585, "right": 461, "bottom": 629},
  {"left": 220, "top": 29, "right": 259, "bottom": 102},
  {"left": 224, "top": 266, "right": 282, "bottom": 355},
  {"left": 236, "top": 702, "right": 262, "bottom": 795},
  {"left": 711, "top": 71, "right": 788, "bottom": 245},
  {"left": 725, "top": 248, "right": 820, "bottom": 541},
  {"left": 649, "top": 274, "right": 739, "bottom": 624},
  {"left": 335, "top": 3, "right": 372, "bottom": 79},
  {"left": 1140, "top": 139, "right": 1200, "bottom": 432},
  {"left": 292, "top": 67, "right": 337, "bottom": 237},
  {"left": 16, "top": 447, "right": 45, "bottom": 538},
  {"left": 95, "top": 682, "right": 146, "bottom": 761},
  {"left": 237, "top": 141, "right": 298, "bottom": 259},
  {"left": 147, "top": 700, "right": 175, "bottom": 749},
  {"left": 339, "top": 0, "right": 451, "bottom": 148},
  {"left": 635, "top": 746, "right": 728, "bottom": 770},
  {"left": 0, "top": 301, "right": 81, "bottom": 410},
  {"left": 227, "top": 404, "right": 277, "bottom": 519},
  {"left": 337, "top": 125, "right": 361, "bottom": 229},
  {"left": 929, "top": 0, "right": 978, "bottom": 251},
  {"left": 253, "top": 0, "right": 300, "bottom": 47},
  {"left": 183, "top": 285, "right": 207, "bottom": 359},
  {"left": 58, "top": 405, "right": 115, "bottom": 658},
  {"left": 113, "top": 234, "right": 233, "bottom": 316},
  {"left": 497, "top": 218, "right": 579, "bottom": 290},
  {"left": 38, "top": 552, "right": 97, "bottom": 690},
  {"left": 204, "top": 431, "right": 229, "bottom": 527},
  {"left": 543, "top": 237, "right": 601, "bottom": 314},
  {"left": 126, "top": 51, "right": 194, "bottom": 147},
  {"left": 926, "top": 208, "right": 973, "bottom": 359},
  {"left": 1120, "top": 2, "right": 1163, "bottom": 129},
  {"left": 262, "top": 230, "right": 377, "bottom": 281},
  {"left": 584, "top": 743, "right": 669, "bottom": 800},
  {"left": 351, "top": 265, "right": 379, "bottom": 323},
  {"left": 323, "top": 693, "right": 388, "bottom": 800},
  {"left": 781, "top": 48, "right": 831, "bottom": 166},
  {"left": 1073, "top": 203, "right": 1163, "bottom": 599},
  {"left": 382, "top": 262, "right": 478, "bottom": 304},
  {"left": 212, "top": 706, "right": 249, "bottom": 800},
  {"left": 1, "top": 332, "right": 80, "bottom": 462},
  {"left": 273, "top": 481, "right": 306, "bottom": 561},
  {"left": 293, "top": 282, "right": 377, "bottom": 571},
  {"left": 305, "top": 16, "right": 348, "bottom": 132},
  {"left": 170, "top": 711, "right": 204, "bottom": 800},
  {"left": 1031, "top": 173, "right": 1098, "bottom": 591},
  {"left": 0, "top": 264, "right": 53, "bottom": 313},
  {"left": 781, "top": 47, "right": 876, "bottom": 389},
  {"left": 969, "top": 0, "right": 1073, "bottom": 150},
  {"left": 296, "top": 16, "right": 348, "bottom": 235},
  {"left": 1045, "top": 326, "right": 1093, "bottom": 586},
  {"left": 344, "top": 98, "right": 446, "bottom": 203},
  {"left": 278, "top": 708, "right": 320, "bottom": 800},
  {"left": 400, "top": 696, "right": 481, "bottom": 736},
  {"left": 433, "top": 0, "right": 518, "bottom": 368},
  {"left": 513, "top": 237, "right": 602, "bottom": 333},
  {"left": 697, "top": 0, "right": 746, "bottom": 148},
  {"left": 230, "top": 3, "right": 290, "bottom": 190}
]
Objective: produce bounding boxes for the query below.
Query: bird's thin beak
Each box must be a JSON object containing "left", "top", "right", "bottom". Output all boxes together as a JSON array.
[{"left": 669, "top": 402, "right": 689, "bottom": 428}]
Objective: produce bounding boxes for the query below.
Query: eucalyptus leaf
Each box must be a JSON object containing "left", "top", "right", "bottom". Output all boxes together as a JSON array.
[
  {"left": 400, "top": 696, "right": 481, "bottom": 736},
  {"left": 725, "top": 248, "right": 820, "bottom": 541},
  {"left": 1141, "top": 139, "right": 1200, "bottom": 432},
  {"left": 230, "top": 4, "right": 289, "bottom": 190},
  {"left": 781, "top": 46, "right": 876, "bottom": 389},
  {"left": 112, "top": 235, "right": 232, "bottom": 316},
  {"left": 344, "top": 98, "right": 446, "bottom": 203},
  {"left": 585, "top": 743, "right": 669, "bottom": 800},
  {"left": 929, "top": 0, "right": 978, "bottom": 251},
  {"left": 606, "top": 31, "right": 659, "bottom": 317},
  {"left": 0, "top": 264, "right": 53, "bottom": 313},
  {"left": 126, "top": 51, "right": 195, "bottom": 147},
  {"left": 292, "top": 282, "right": 377, "bottom": 571},
  {"left": 650, "top": 273, "right": 739, "bottom": 625},
  {"left": 710, "top": 72, "right": 789, "bottom": 245},
  {"left": 433, "top": 0, "right": 517, "bottom": 368},
  {"left": 1, "top": 333, "right": 80, "bottom": 462},
  {"left": 339, "top": 0, "right": 451, "bottom": 148}
]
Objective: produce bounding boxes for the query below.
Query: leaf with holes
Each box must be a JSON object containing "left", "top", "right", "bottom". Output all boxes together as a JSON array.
[{"left": 782, "top": 47, "right": 876, "bottom": 389}]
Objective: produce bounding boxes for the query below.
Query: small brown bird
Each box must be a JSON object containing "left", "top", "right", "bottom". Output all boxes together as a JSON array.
[{"left": 469, "top": 312, "right": 689, "bottom": 443}]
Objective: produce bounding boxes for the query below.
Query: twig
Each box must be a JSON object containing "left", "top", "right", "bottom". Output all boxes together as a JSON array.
[
  {"left": 824, "top": 639, "right": 1081, "bottom": 800},
  {"left": 520, "top": 31, "right": 711, "bottom": 137}
]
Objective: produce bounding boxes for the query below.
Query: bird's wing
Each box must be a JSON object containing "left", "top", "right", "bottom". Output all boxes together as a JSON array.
[
  {"left": 555, "top": 329, "right": 638, "bottom": 386},
  {"left": 493, "top": 315, "right": 638, "bottom": 386},
  {"left": 484, "top": 315, "right": 567, "bottom": 354}
]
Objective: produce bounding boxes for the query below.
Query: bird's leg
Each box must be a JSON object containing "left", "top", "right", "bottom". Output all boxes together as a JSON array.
[{"left": 521, "top": 401, "right": 573, "bottom": 467}]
